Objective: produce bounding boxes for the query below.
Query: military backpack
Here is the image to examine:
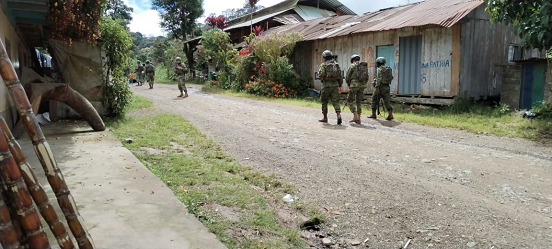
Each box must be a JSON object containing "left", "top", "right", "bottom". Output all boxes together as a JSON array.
[
  {"left": 356, "top": 62, "right": 369, "bottom": 82},
  {"left": 381, "top": 66, "right": 394, "bottom": 84},
  {"left": 146, "top": 64, "right": 155, "bottom": 73},
  {"left": 324, "top": 60, "right": 341, "bottom": 80}
]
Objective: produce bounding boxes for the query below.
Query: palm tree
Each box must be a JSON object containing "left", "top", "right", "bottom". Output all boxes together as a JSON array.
[{"left": 246, "top": 0, "right": 260, "bottom": 33}]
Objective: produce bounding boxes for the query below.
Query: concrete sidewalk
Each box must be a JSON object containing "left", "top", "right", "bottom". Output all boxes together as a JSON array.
[{"left": 18, "top": 120, "right": 227, "bottom": 249}]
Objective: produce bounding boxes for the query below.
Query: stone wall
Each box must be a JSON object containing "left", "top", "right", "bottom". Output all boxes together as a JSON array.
[{"left": 499, "top": 65, "right": 522, "bottom": 109}]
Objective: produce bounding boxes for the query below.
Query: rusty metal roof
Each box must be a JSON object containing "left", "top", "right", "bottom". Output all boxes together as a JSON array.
[{"left": 263, "top": 0, "right": 484, "bottom": 41}]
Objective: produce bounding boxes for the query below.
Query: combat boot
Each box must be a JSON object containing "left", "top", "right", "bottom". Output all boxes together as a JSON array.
[
  {"left": 183, "top": 92, "right": 189, "bottom": 98},
  {"left": 349, "top": 112, "right": 359, "bottom": 123},
  {"left": 386, "top": 110, "right": 394, "bottom": 121},
  {"left": 356, "top": 113, "right": 361, "bottom": 124},
  {"left": 367, "top": 109, "right": 377, "bottom": 119},
  {"left": 318, "top": 113, "right": 328, "bottom": 123},
  {"left": 177, "top": 92, "right": 184, "bottom": 97},
  {"left": 336, "top": 112, "right": 342, "bottom": 125}
]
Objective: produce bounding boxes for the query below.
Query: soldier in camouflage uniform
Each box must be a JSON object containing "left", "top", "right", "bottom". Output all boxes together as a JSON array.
[
  {"left": 145, "top": 60, "right": 155, "bottom": 89},
  {"left": 174, "top": 57, "right": 188, "bottom": 98},
  {"left": 345, "top": 54, "right": 367, "bottom": 124},
  {"left": 368, "top": 57, "right": 394, "bottom": 120},
  {"left": 135, "top": 61, "right": 144, "bottom": 86},
  {"left": 317, "top": 50, "right": 342, "bottom": 124}
]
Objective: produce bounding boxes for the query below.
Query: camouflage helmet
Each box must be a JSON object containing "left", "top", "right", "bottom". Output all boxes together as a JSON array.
[
  {"left": 137, "top": 60, "right": 141, "bottom": 64},
  {"left": 322, "top": 50, "right": 333, "bottom": 59},
  {"left": 175, "top": 57, "right": 182, "bottom": 62},
  {"left": 351, "top": 54, "right": 360, "bottom": 63},
  {"left": 146, "top": 60, "right": 150, "bottom": 64},
  {"left": 376, "top": 57, "right": 386, "bottom": 64}
]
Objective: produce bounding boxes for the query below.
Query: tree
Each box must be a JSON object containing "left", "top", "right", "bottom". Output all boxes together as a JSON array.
[
  {"left": 200, "top": 29, "right": 237, "bottom": 84},
  {"left": 103, "top": 0, "right": 134, "bottom": 26},
  {"left": 151, "top": 0, "right": 204, "bottom": 77},
  {"left": 486, "top": 0, "right": 552, "bottom": 51},
  {"left": 246, "top": 0, "right": 260, "bottom": 33}
]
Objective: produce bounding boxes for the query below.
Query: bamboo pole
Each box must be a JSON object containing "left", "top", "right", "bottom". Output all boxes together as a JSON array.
[
  {"left": 0, "top": 184, "right": 23, "bottom": 249},
  {"left": 0, "top": 118, "right": 75, "bottom": 249},
  {"left": 0, "top": 39, "right": 94, "bottom": 248},
  {"left": 0, "top": 129, "right": 50, "bottom": 249}
]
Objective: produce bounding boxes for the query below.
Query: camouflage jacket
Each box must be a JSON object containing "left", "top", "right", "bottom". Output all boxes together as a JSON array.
[{"left": 174, "top": 63, "right": 188, "bottom": 76}]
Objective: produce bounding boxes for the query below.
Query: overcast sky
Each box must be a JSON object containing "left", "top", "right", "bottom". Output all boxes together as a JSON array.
[{"left": 125, "top": 0, "right": 424, "bottom": 37}]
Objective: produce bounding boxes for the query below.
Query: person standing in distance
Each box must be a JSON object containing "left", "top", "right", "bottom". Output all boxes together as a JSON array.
[
  {"left": 145, "top": 60, "right": 155, "bottom": 89},
  {"left": 174, "top": 57, "right": 188, "bottom": 98},
  {"left": 317, "top": 50, "right": 342, "bottom": 124}
]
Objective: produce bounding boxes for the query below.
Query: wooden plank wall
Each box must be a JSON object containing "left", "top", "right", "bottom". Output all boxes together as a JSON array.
[
  {"left": 460, "top": 5, "right": 519, "bottom": 99},
  {"left": 311, "top": 30, "right": 395, "bottom": 92},
  {"left": 421, "top": 27, "right": 453, "bottom": 96},
  {"left": 311, "top": 27, "right": 456, "bottom": 98}
]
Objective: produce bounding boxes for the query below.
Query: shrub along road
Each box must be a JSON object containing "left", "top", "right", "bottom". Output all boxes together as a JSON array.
[{"left": 133, "top": 84, "right": 552, "bottom": 248}]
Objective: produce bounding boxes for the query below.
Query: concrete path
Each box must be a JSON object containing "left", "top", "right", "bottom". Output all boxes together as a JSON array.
[{"left": 17, "top": 120, "right": 227, "bottom": 249}]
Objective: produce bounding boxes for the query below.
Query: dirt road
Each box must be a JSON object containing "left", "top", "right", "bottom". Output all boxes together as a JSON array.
[{"left": 134, "top": 84, "right": 552, "bottom": 249}]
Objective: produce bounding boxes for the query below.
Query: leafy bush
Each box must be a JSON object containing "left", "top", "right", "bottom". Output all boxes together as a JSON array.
[
  {"left": 245, "top": 80, "right": 297, "bottom": 98},
  {"left": 493, "top": 103, "right": 511, "bottom": 116},
  {"left": 233, "top": 53, "right": 258, "bottom": 90},
  {"left": 531, "top": 101, "right": 552, "bottom": 118},
  {"left": 100, "top": 17, "right": 133, "bottom": 116}
]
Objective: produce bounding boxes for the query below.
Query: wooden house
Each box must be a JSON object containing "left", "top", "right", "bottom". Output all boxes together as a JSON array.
[{"left": 266, "top": 0, "right": 545, "bottom": 105}]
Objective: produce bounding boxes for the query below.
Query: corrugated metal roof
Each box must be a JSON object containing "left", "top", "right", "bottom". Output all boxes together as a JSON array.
[
  {"left": 365, "top": 0, "right": 484, "bottom": 32},
  {"left": 298, "top": 0, "right": 355, "bottom": 15},
  {"left": 263, "top": 0, "right": 484, "bottom": 41},
  {"left": 224, "top": 9, "right": 293, "bottom": 30}
]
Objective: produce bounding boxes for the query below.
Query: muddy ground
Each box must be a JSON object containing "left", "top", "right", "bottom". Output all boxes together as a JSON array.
[{"left": 133, "top": 84, "right": 552, "bottom": 249}]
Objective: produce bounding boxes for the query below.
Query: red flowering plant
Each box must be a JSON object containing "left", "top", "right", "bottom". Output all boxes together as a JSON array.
[{"left": 245, "top": 79, "right": 297, "bottom": 98}]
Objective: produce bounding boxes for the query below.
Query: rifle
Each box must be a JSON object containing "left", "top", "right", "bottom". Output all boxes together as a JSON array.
[
  {"left": 376, "top": 88, "right": 381, "bottom": 116},
  {"left": 168, "top": 73, "right": 176, "bottom": 81}
]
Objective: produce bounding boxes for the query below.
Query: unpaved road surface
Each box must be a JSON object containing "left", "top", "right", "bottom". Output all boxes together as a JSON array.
[{"left": 135, "top": 84, "right": 552, "bottom": 249}]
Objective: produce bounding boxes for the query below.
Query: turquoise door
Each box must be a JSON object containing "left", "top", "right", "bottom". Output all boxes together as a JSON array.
[
  {"left": 376, "top": 45, "right": 395, "bottom": 91},
  {"left": 521, "top": 64, "right": 546, "bottom": 109}
]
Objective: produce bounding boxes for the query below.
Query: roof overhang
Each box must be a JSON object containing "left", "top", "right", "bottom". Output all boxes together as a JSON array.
[{"left": 2, "top": 0, "right": 49, "bottom": 47}]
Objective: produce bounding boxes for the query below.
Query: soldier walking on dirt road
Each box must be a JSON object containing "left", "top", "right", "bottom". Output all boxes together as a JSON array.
[
  {"left": 317, "top": 50, "right": 343, "bottom": 125},
  {"left": 345, "top": 54, "right": 369, "bottom": 124},
  {"left": 368, "top": 57, "right": 394, "bottom": 121}
]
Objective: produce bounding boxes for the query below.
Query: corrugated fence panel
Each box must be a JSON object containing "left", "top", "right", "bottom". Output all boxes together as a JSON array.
[
  {"left": 421, "top": 27, "right": 453, "bottom": 96},
  {"left": 399, "top": 35, "right": 422, "bottom": 95}
]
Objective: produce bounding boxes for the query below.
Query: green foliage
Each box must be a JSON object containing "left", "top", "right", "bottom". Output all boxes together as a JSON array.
[
  {"left": 493, "top": 103, "right": 511, "bottom": 117},
  {"left": 245, "top": 80, "right": 297, "bottom": 98},
  {"left": 531, "top": 101, "right": 552, "bottom": 117},
  {"left": 486, "top": 0, "right": 552, "bottom": 50},
  {"left": 200, "top": 29, "right": 238, "bottom": 86},
  {"left": 151, "top": 0, "right": 203, "bottom": 40},
  {"left": 249, "top": 32, "right": 303, "bottom": 65},
  {"left": 100, "top": 17, "right": 133, "bottom": 116},
  {"left": 103, "top": 0, "right": 133, "bottom": 26},
  {"left": 233, "top": 53, "right": 258, "bottom": 90}
]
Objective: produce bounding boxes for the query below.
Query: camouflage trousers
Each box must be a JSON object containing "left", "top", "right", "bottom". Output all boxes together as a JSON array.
[
  {"left": 347, "top": 87, "right": 365, "bottom": 114},
  {"left": 177, "top": 76, "right": 187, "bottom": 92},
  {"left": 371, "top": 84, "right": 393, "bottom": 111},
  {"left": 146, "top": 73, "right": 154, "bottom": 84},
  {"left": 138, "top": 72, "right": 145, "bottom": 82},
  {"left": 320, "top": 87, "right": 341, "bottom": 114}
]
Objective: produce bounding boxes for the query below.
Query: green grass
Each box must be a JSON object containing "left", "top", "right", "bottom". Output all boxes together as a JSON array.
[
  {"left": 202, "top": 86, "right": 552, "bottom": 140},
  {"left": 127, "top": 95, "right": 154, "bottom": 111},
  {"left": 108, "top": 98, "right": 314, "bottom": 248}
]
